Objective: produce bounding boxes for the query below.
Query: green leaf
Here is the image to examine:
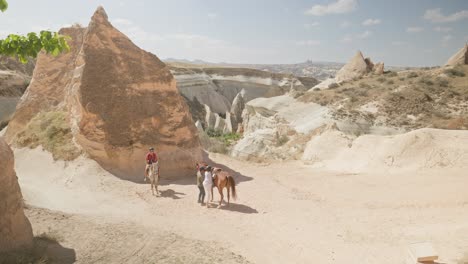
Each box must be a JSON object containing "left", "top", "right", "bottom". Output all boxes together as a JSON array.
[{"left": 0, "top": 0, "right": 8, "bottom": 12}]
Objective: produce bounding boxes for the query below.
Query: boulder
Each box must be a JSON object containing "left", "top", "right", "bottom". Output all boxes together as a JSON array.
[
  {"left": 445, "top": 44, "right": 468, "bottom": 66},
  {"left": 5, "top": 7, "right": 202, "bottom": 180},
  {"left": 0, "top": 137, "right": 33, "bottom": 252}
]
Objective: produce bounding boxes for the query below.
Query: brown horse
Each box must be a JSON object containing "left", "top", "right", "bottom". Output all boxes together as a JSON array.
[{"left": 211, "top": 167, "right": 237, "bottom": 208}]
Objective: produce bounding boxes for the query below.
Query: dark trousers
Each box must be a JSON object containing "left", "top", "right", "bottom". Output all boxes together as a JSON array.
[{"left": 198, "top": 185, "right": 206, "bottom": 203}]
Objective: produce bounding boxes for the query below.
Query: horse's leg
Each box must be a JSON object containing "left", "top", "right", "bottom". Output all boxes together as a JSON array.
[
  {"left": 218, "top": 185, "right": 224, "bottom": 208},
  {"left": 155, "top": 173, "right": 159, "bottom": 195},
  {"left": 227, "top": 184, "right": 230, "bottom": 206}
]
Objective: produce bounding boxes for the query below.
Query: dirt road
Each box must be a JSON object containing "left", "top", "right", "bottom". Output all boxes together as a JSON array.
[{"left": 15, "top": 148, "right": 468, "bottom": 263}]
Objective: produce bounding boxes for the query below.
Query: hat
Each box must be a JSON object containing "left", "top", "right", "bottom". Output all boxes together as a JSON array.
[{"left": 149, "top": 147, "right": 154, "bottom": 150}]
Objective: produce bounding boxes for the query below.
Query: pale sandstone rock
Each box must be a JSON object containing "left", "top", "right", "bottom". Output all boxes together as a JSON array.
[{"left": 445, "top": 44, "right": 468, "bottom": 66}]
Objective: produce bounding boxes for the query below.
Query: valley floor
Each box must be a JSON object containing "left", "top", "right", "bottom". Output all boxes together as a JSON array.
[{"left": 15, "top": 148, "right": 468, "bottom": 264}]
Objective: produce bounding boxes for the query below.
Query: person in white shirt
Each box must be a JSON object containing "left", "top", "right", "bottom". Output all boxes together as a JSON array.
[{"left": 203, "top": 166, "right": 213, "bottom": 208}]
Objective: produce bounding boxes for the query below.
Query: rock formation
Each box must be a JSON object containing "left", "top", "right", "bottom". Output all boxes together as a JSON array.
[
  {"left": 224, "top": 112, "right": 234, "bottom": 134},
  {"left": 214, "top": 114, "right": 225, "bottom": 132},
  {"left": 335, "top": 51, "right": 384, "bottom": 83},
  {"left": 374, "top": 62, "right": 384, "bottom": 75},
  {"left": 445, "top": 44, "right": 468, "bottom": 66},
  {"left": 5, "top": 7, "right": 202, "bottom": 180},
  {"left": 170, "top": 66, "right": 317, "bottom": 114},
  {"left": 231, "top": 93, "right": 245, "bottom": 123},
  {"left": 0, "top": 137, "right": 33, "bottom": 252},
  {"left": 204, "top": 104, "right": 216, "bottom": 130}
]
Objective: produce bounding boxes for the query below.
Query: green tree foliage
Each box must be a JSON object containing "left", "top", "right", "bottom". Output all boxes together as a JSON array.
[{"left": 0, "top": 0, "right": 70, "bottom": 63}]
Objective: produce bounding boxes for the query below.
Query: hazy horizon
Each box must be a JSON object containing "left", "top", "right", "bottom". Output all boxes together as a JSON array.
[{"left": 1, "top": 0, "right": 467, "bottom": 67}]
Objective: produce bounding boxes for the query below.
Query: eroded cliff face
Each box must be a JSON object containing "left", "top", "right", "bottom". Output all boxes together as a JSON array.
[
  {"left": 0, "top": 137, "right": 33, "bottom": 252},
  {"left": 6, "top": 7, "right": 202, "bottom": 180}
]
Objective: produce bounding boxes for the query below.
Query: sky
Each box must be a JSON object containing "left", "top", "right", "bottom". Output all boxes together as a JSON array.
[{"left": 0, "top": 0, "right": 467, "bottom": 66}]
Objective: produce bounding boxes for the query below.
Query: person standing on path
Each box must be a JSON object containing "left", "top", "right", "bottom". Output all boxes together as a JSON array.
[
  {"left": 203, "top": 166, "right": 213, "bottom": 208},
  {"left": 197, "top": 166, "right": 206, "bottom": 204}
]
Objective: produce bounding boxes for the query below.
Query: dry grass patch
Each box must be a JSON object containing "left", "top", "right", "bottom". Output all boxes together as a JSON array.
[{"left": 14, "top": 111, "right": 81, "bottom": 160}]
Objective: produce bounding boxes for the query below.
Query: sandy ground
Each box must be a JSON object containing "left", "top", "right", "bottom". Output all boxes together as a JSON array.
[{"left": 14, "top": 147, "right": 468, "bottom": 264}]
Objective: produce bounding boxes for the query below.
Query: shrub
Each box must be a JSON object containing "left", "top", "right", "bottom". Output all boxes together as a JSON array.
[
  {"left": 276, "top": 135, "right": 289, "bottom": 146},
  {"left": 359, "top": 83, "right": 372, "bottom": 89},
  {"left": 387, "top": 80, "right": 395, "bottom": 85},
  {"left": 419, "top": 77, "right": 434, "bottom": 86},
  {"left": 386, "top": 71, "right": 398, "bottom": 77},
  {"left": 444, "top": 68, "right": 466, "bottom": 77},
  {"left": 399, "top": 77, "right": 405, "bottom": 81},
  {"left": 407, "top": 72, "right": 418, "bottom": 78},
  {"left": 206, "top": 128, "right": 222, "bottom": 137},
  {"left": 313, "top": 87, "right": 321, "bottom": 91},
  {"left": 377, "top": 77, "right": 386, "bottom": 83},
  {"left": 356, "top": 90, "right": 368, "bottom": 97},
  {"left": 437, "top": 78, "right": 449, "bottom": 87},
  {"left": 328, "top": 82, "right": 339, "bottom": 89}
]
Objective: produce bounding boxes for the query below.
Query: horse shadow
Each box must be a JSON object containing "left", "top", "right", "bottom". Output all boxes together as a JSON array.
[
  {"left": 218, "top": 203, "right": 258, "bottom": 214},
  {"left": 158, "top": 189, "right": 185, "bottom": 199}
]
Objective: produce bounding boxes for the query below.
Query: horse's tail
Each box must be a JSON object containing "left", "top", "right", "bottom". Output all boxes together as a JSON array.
[{"left": 228, "top": 176, "right": 237, "bottom": 200}]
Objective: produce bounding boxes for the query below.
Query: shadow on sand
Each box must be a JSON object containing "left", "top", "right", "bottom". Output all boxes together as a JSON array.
[
  {"left": 0, "top": 237, "right": 76, "bottom": 264},
  {"left": 217, "top": 203, "right": 259, "bottom": 214},
  {"left": 158, "top": 189, "right": 185, "bottom": 199}
]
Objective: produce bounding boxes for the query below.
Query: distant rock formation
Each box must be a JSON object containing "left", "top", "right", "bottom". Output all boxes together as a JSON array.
[
  {"left": 0, "top": 138, "right": 33, "bottom": 252},
  {"left": 5, "top": 7, "right": 202, "bottom": 180},
  {"left": 204, "top": 104, "right": 216, "bottom": 129},
  {"left": 230, "top": 92, "right": 245, "bottom": 131},
  {"left": 374, "top": 62, "right": 384, "bottom": 75},
  {"left": 445, "top": 44, "right": 468, "bottom": 66},
  {"left": 335, "top": 51, "right": 384, "bottom": 83},
  {"left": 170, "top": 66, "right": 318, "bottom": 114}
]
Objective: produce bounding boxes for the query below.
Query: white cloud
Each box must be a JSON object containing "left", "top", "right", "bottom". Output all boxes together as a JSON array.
[
  {"left": 433, "top": 26, "right": 452, "bottom": 32},
  {"left": 424, "top": 8, "right": 468, "bottom": 23},
  {"left": 340, "top": 21, "right": 351, "bottom": 28},
  {"left": 340, "top": 31, "right": 372, "bottom": 43},
  {"left": 304, "top": 22, "right": 320, "bottom": 29},
  {"left": 305, "top": 0, "right": 357, "bottom": 16},
  {"left": 341, "top": 35, "right": 353, "bottom": 43},
  {"left": 362, "top": 18, "right": 381, "bottom": 26},
  {"left": 207, "top": 13, "right": 218, "bottom": 19},
  {"left": 406, "top": 27, "right": 424, "bottom": 33},
  {"left": 442, "top": 34, "right": 453, "bottom": 43},
  {"left": 295, "top": 40, "right": 321, "bottom": 46},
  {"left": 358, "top": 30, "right": 372, "bottom": 39},
  {"left": 112, "top": 18, "right": 133, "bottom": 26},
  {"left": 392, "top": 41, "right": 407, "bottom": 46}
]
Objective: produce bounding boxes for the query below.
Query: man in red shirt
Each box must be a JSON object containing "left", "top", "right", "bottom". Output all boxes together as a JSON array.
[{"left": 144, "top": 147, "right": 158, "bottom": 181}]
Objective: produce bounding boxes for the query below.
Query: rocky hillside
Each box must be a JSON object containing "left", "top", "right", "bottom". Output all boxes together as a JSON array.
[
  {"left": 231, "top": 46, "right": 468, "bottom": 162},
  {"left": 0, "top": 57, "right": 34, "bottom": 130},
  {"left": 5, "top": 7, "right": 202, "bottom": 180},
  {"left": 170, "top": 64, "right": 319, "bottom": 113}
]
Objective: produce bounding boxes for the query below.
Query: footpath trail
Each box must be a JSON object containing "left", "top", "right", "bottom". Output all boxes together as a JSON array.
[{"left": 15, "top": 148, "right": 468, "bottom": 264}]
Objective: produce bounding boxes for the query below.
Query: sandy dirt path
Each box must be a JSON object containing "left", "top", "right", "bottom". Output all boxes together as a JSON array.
[{"left": 14, "top": 148, "right": 468, "bottom": 264}]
